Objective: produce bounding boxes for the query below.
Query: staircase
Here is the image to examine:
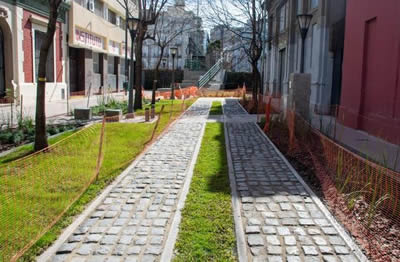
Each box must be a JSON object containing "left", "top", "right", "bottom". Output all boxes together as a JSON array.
[
  {"left": 181, "top": 70, "right": 206, "bottom": 88},
  {"left": 198, "top": 57, "right": 224, "bottom": 89}
]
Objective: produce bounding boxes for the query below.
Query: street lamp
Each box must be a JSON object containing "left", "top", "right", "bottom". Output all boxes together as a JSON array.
[
  {"left": 170, "top": 47, "right": 178, "bottom": 100},
  {"left": 297, "top": 14, "right": 313, "bottom": 73},
  {"left": 127, "top": 17, "right": 140, "bottom": 113},
  {"left": 162, "top": 58, "right": 167, "bottom": 69}
]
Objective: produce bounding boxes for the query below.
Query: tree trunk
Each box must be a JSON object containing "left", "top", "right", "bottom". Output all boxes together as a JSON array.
[
  {"left": 251, "top": 62, "right": 261, "bottom": 113},
  {"left": 34, "top": 0, "right": 61, "bottom": 151},
  {"left": 134, "top": 24, "right": 146, "bottom": 110},
  {"left": 154, "top": 46, "right": 165, "bottom": 86}
]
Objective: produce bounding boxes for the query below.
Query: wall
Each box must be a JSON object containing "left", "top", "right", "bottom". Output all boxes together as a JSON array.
[{"left": 339, "top": 0, "right": 400, "bottom": 144}]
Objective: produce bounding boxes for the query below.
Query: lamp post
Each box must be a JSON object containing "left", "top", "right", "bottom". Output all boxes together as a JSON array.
[
  {"left": 170, "top": 47, "right": 178, "bottom": 100},
  {"left": 127, "top": 17, "right": 140, "bottom": 113},
  {"left": 297, "top": 14, "right": 313, "bottom": 73}
]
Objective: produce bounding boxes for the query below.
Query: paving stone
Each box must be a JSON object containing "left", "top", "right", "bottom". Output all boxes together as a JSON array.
[
  {"left": 286, "top": 246, "right": 300, "bottom": 255},
  {"left": 267, "top": 245, "right": 282, "bottom": 255},
  {"left": 266, "top": 235, "right": 280, "bottom": 245},
  {"left": 94, "top": 245, "right": 112, "bottom": 255},
  {"left": 302, "top": 246, "right": 319, "bottom": 256},
  {"left": 245, "top": 226, "right": 260, "bottom": 234},
  {"left": 320, "top": 246, "right": 335, "bottom": 255},
  {"left": 268, "top": 256, "right": 283, "bottom": 262},
  {"left": 76, "top": 244, "right": 95, "bottom": 256},
  {"left": 56, "top": 243, "right": 78, "bottom": 254},
  {"left": 284, "top": 236, "right": 296, "bottom": 245},
  {"left": 323, "top": 255, "right": 339, "bottom": 262},
  {"left": 262, "top": 226, "right": 277, "bottom": 234},
  {"left": 287, "top": 256, "right": 301, "bottom": 262},
  {"left": 247, "top": 234, "right": 264, "bottom": 246},
  {"left": 334, "top": 246, "right": 350, "bottom": 255},
  {"left": 277, "top": 226, "right": 291, "bottom": 236},
  {"left": 329, "top": 236, "right": 346, "bottom": 246}
]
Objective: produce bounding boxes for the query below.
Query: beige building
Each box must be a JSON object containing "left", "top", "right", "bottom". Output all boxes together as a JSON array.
[{"left": 68, "top": 0, "right": 137, "bottom": 96}]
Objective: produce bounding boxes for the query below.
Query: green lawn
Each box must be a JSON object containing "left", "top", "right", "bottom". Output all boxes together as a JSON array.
[
  {"left": 174, "top": 123, "right": 236, "bottom": 262},
  {"left": 0, "top": 99, "right": 195, "bottom": 261},
  {"left": 209, "top": 101, "right": 223, "bottom": 115}
]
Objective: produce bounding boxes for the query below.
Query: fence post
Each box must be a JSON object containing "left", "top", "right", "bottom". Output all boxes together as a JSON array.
[
  {"left": 95, "top": 117, "right": 106, "bottom": 180},
  {"left": 263, "top": 96, "right": 272, "bottom": 133}
]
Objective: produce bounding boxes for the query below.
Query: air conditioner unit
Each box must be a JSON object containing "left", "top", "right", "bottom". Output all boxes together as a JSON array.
[{"left": 88, "top": 0, "right": 95, "bottom": 12}]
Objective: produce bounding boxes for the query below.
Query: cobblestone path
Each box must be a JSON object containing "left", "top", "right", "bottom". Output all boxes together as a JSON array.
[
  {"left": 223, "top": 99, "right": 366, "bottom": 262},
  {"left": 40, "top": 99, "right": 211, "bottom": 262}
]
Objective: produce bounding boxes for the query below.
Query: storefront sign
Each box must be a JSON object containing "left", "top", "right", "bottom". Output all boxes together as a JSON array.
[
  {"left": 75, "top": 29, "right": 104, "bottom": 50},
  {"left": 109, "top": 40, "right": 121, "bottom": 56}
]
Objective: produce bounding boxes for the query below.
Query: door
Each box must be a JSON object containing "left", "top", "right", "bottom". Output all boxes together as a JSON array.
[{"left": 0, "top": 27, "right": 5, "bottom": 98}]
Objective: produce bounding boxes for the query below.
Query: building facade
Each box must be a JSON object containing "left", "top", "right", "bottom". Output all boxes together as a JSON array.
[
  {"left": 142, "top": 0, "right": 204, "bottom": 71},
  {"left": 0, "top": 0, "right": 69, "bottom": 104},
  {"left": 264, "top": 0, "right": 346, "bottom": 114},
  {"left": 209, "top": 25, "right": 251, "bottom": 73},
  {"left": 339, "top": 0, "right": 400, "bottom": 144},
  {"left": 68, "top": 0, "right": 136, "bottom": 96}
]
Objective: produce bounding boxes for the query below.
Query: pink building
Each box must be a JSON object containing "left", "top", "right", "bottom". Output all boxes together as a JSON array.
[{"left": 339, "top": 0, "right": 400, "bottom": 144}]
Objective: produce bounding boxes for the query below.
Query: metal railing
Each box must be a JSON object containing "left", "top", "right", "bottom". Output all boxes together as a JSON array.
[{"left": 197, "top": 57, "right": 223, "bottom": 89}]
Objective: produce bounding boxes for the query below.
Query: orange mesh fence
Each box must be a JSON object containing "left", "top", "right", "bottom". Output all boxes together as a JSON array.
[
  {"left": 0, "top": 124, "right": 102, "bottom": 261},
  {"left": 0, "top": 98, "right": 195, "bottom": 261},
  {"left": 264, "top": 101, "right": 400, "bottom": 261}
]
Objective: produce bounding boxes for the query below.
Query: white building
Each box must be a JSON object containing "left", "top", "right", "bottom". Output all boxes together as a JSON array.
[{"left": 142, "top": 0, "right": 204, "bottom": 70}]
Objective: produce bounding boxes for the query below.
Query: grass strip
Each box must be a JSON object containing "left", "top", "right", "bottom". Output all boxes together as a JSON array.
[
  {"left": 209, "top": 101, "right": 223, "bottom": 115},
  {"left": 0, "top": 99, "right": 195, "bottom": 261},
  {"left": 174, "top": 123, "right": 236, "bottom": 262}
]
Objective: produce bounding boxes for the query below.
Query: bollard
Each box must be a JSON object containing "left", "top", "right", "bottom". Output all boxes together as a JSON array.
[
  {"left": 151, "top": 105, "right": 155, "bottom": 119},
  {"left": 145, "top": 108, "right": 150, "bottom": 122}
]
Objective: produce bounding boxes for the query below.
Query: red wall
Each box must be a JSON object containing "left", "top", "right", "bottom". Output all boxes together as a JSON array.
[
  {"left": 339, "top": 0, "right": 400, "bottom": 144},
  {"left": 22, "top": 10, "right": 63, "bottom": 83}
]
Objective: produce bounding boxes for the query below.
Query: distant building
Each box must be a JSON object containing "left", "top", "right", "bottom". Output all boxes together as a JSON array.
[
  {"left": 142, "top": 0, "right": 205, "bottom": 70},
  {"left": 209, "top": 25, "right": 251, "bottom": 72},
  {"left": 0, "top": 0, "right": 69, "bottom": 104}
]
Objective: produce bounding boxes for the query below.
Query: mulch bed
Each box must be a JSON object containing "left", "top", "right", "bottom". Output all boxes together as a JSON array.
[{"left": 266, "top": 119, "right": 400, "bottom": 262}]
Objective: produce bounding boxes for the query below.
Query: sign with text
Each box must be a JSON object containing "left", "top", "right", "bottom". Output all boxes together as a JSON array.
[
  {"left": 109, "top": 40, "right": 121, "bottom": 56},
  {"left": 75, "top": 29, "right": 104, "bottom": 50}
]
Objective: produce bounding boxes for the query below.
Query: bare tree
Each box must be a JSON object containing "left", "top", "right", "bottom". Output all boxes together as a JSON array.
[
  {"left": 34, "top": 0, "right": 63, "bottom": 151},
  {"left": 204, "top": 0, "right": 266, "bottom": 108}
]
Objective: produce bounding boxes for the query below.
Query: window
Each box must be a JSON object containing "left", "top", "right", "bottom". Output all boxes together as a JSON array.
[
  {"left": 108, "top": 57, "right": 115, "bottom": 74},
  {"left": 93, "top": 52, "right": 100, "bottom": 74},
  {"left": 279, "top": 2, "right": 289, "bottom": 33},
  {"left": 297, "top": 0, "right": 303, "bottom": 14},
  {"left": 310, "top": 0, "right": 318, "bottom": 10},
  {"left": 108, "top": 9, "right": 117, "bottom": 25},
  {"left": 120, "top": 18, "right": 126, "bottom": 30},
  {"left": 74, "top": 0, "right": 85, "bottom": 7},
  {"left": 34, "top": 30, "right": 54, "bottom": 82},
  {"left": 94, "top": 0, "right": 103, "bottom": 18},
  {"left": 120, "top": 59, "right": 127, "bottom": 76}
]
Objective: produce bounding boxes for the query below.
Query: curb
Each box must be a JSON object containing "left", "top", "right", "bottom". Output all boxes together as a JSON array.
[{"left": 222, "top": 99, "right": 249, "bottom": 262}]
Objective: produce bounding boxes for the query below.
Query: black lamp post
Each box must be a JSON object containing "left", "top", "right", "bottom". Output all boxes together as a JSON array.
[
  {"left": 170, "top": 47, "right": 178, "bottom": 100},
  {"left": 127, "top": 17, "right": 140, "bottom": 113},
  {"left": 297, "top": 14, "right": 313, "bottom": 73},
  {"left": 162, "top": 58, "right": 167, "bottom": 69}
]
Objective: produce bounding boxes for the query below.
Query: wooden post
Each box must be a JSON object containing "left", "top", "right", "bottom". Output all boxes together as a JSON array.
[{"left": 145, "top": 108, "right": 150, "bottom": 122}]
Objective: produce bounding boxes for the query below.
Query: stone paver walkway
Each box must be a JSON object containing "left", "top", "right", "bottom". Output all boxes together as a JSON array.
[
  {"left": 223, "top": 99, "right": 366, "bottom": 262},
  {"left": 40, "top": 99, "right": 211, "bottom": 262}
]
